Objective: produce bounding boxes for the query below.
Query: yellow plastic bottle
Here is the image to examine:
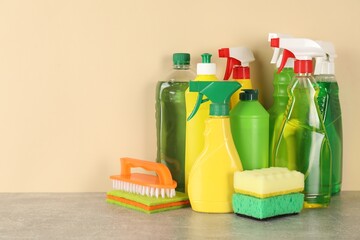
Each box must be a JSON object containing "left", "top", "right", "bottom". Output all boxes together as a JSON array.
[
  {"left": 185, "top": 53, "right": 218, "bottom": 192},
  {"left": 187, "top": 81, "right": 243, "bottom": 213}
]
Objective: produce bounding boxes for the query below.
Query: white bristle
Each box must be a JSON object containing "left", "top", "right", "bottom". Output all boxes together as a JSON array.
[
  {"left": 111, "top": 179, "right": 176, "bottom": 198},
  {"left": 141, "top": 186, "right": 145, "bottom": 195}
]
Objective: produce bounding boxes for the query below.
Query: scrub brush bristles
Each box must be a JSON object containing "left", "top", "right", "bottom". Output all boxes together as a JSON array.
[
  {"left": 111, "top": 179, "right": 176, "bottom": 198},
  {"left": 110, "top": 158, "right": 177, "bottom": 198}
]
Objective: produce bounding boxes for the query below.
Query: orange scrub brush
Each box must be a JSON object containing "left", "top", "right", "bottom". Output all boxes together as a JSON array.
[{"left": 110, "top": 157, "right": 177, "bottom": 198}]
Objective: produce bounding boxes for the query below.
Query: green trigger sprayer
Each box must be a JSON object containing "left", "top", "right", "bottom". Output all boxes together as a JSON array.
[{"left": 186, "top": 81, "right": 243, "bottom": 213}]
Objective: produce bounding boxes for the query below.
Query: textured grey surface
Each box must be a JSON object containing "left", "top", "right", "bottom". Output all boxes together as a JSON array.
[{"left": 0, "top": 192, "right": 359, "bottom": 239}]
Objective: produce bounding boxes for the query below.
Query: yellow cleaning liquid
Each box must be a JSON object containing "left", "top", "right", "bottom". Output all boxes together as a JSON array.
[
  {"left": 188, "top": 117, "right": 243, "bottom": 213},
  {"left": 230, "top": 79, "right": 252, "bottom": 108},
  {"left": 185, "top": 74, "right": 218, "bottom": 192}
]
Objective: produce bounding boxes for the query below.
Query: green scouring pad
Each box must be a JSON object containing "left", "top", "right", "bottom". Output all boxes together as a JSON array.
[
  {"left": 106, "top": 190, "right": 190, "bottom": 214},
  {"left": 232, "top": 192, "right": 304, "bottom": 220}
]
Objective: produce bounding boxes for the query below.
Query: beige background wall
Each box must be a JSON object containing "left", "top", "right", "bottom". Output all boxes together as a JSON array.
[{"left": 0, "top": 0, "right": 359, "bottom": 192}]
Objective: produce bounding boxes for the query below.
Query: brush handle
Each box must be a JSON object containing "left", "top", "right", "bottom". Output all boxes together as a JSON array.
[{"left": 120, "top": 157, "right": 174, "bottom": 185}]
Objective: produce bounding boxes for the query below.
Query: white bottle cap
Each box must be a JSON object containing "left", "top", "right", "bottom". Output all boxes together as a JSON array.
[{"left": 197, "top": 63, "right": 217, "bottom": 75}]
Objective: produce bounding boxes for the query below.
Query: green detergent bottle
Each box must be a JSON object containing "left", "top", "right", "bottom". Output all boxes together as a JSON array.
[
  {"left": 268, "top": 67, "right": 294, "bottom": 166},
  {"left": 267, "top": 33, "right": 294, "bottom": 167},
  {"left": 314, "top": 41, "right": 343, "bottom": 195},
  {"left": 155, "top": 53, "right": 196, "bottom": 193},
  {"left": 230, "top": 89, "right": 269, "bottom": 170},
  {"left": 270, "top": 37, "right": 331, "bottom": 208}
]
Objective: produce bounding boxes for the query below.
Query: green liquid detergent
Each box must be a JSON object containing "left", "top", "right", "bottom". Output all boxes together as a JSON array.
[
  {"left": 274, "top": 75, "right": 331, "bottom": 208},
  {"left": 155, "top": 53, "right": 195, "bottom": 193},
  {"left": 317, "top": 78, "right": 342, "bottom": 195},
  {"left": 268, "top": 68, "right": 294, "bottom": 166}
]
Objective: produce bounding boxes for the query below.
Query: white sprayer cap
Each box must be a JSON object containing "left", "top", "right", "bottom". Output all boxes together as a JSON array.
[
  {"left": 268, "top": 33, "right": 292, "bottom": 64},
  {"left": 314, "top": 41, "right": 336, "bottom": 75}
]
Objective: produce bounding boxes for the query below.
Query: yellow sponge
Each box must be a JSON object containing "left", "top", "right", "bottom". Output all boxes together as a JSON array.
[{"left": 234, "top": 167, "right": 304, "bottom": 198}]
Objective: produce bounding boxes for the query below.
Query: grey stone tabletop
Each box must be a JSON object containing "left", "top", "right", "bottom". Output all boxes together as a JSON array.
[{"left": 0, "top": 192, "right": 359, "bottom": 239}]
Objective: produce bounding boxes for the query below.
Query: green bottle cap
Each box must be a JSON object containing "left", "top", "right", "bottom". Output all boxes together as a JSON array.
[
  {"left": 173, "top": 53, "right": 190, "bottom": 65},
  {"left": 201, "top": 53, "right": 212, "bottom": 63},
  {"left": 240, "top": 89, "right": 259, "bottom": 101}
]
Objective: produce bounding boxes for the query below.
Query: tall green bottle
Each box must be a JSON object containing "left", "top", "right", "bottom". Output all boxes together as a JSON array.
[
  {"left": 230, "top": 89, "right": 269, "bottom": 170},
  {"left": 155, "top": 53, "right": 196, "bottom": 192},
  {"left": 271, "top": 37, "right": 331, "bottom": 208},
  {"left": 314, "top": 41, "right": 343, "bottom": 195},
  {"left": 268, "top": 67, "right": 294, "bottom": 166}
]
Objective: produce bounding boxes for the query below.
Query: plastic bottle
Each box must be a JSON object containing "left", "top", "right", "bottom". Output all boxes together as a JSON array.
[
  {"left": 314, "top": 41, "right": 343, "bottom": 195},
  {"left": 267, "top": 33, "right": 295, "bottom": 167},
  {"left": 230, "top": 89, "right": 269, "bottom": 170},
  {"left": 187, "top": 81, "right": 243, "bottom": 213},
  {"left": 185, "top": 53, "right": 218, "bottom": 192},
  {"left": 270, "top": 37, "right": 331, "bottom": 208},
  {"left": 155, "top": 53, "right": 196, "bottom": 193},
  {"left": 218, "top": 47, "right": 255, "bottom": 108}
]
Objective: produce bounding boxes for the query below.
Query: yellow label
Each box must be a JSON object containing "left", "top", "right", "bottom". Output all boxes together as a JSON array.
[
  {"left": 230, "top": 79, "right": 253, "bottom": 109},
  {"left": 185, "top": 74, "right": 218, "bottom": 193},
  {"left": 188, "top": 117, "right": 243, "bottom": 213}
]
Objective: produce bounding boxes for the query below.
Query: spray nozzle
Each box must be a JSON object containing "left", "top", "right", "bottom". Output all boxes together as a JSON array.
[
  {"left": 187, "top": 81, "right": 241, "bottom": 121},
  {"left": 270, "top": 37, "right": 325, "bottom": 74},
  {"left": 218, "top": 47, "right": 254, "bottom": 80},
  {"left": 268, "top": 33, "right": 293, "bottom": 68},
  {"left": 314, "top": 41, "right": 337, "bottom": 75}
]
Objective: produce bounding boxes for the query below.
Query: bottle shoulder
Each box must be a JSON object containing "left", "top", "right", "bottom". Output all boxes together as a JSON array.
[{"left": 230, "top": 101, "right": 269, "bottom": 117}]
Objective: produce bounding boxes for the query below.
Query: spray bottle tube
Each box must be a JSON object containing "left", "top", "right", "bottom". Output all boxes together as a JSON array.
[
  {"left": 187, "top": 81, "right": 243, "bottom": 213},
  {"left": 270, "top": 37, "right": 331, "bottom": 208}
]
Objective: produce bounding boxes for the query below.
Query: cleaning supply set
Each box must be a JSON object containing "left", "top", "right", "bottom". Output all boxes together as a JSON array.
[{"left": 108, "top": 34, "right": 342, "bottom": 218}]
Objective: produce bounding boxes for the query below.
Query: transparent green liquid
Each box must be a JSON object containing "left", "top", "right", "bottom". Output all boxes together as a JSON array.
[
  {"left": 155, "top": 81, "right": 189, "bottom": 192},
  {"left": 268, "top": 68, "right": 294, "bottom": 166},
  {"left": 317, "top": 81, "right": 343, "bottom": 195},
  {"left": 274, "top": 77, "right": 331, "bottom": 207}
]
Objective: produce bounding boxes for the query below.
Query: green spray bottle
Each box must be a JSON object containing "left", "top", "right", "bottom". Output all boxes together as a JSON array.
[
  {"left": 230, "top": 89, "right": 269, "bottom": 170},
  {"left": 187, "top": 81, "right": 243, "bottom": 213},
  {"left": 270, "top": 37, "right": 331, "bottom": 208},
  {"left": 314, "top": 41, "right": 343, "bottom": 195},
  {"left": 267, "top": 33, "right": 295, "bottom": 167}
]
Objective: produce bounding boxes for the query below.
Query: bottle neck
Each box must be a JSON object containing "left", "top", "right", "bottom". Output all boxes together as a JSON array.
[
  {"left": 204, "top": 117, "right": 231, "bottom": 148},
  {"left": 173, "top": 64, "right": 190, "bottom": 70}
]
